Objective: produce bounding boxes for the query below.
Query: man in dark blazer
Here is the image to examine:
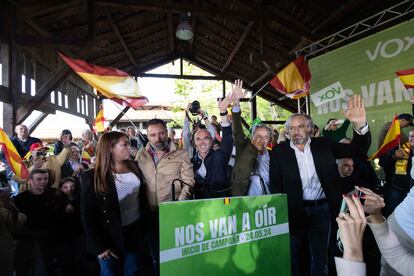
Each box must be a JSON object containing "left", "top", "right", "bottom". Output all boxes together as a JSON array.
[{"left": 269, "top": 95, "right": 370, "bottom": 276}]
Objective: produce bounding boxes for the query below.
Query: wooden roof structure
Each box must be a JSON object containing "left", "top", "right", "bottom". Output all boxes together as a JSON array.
[{"left": 0, "top": 0, "right": 411, "bottom": 134}]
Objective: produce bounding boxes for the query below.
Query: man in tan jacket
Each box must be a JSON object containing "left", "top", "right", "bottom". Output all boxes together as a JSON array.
[{"left": 136, "top": 118, "right": 194, "bottom": 275}]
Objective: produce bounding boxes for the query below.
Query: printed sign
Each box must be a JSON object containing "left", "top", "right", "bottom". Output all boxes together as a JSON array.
[
  {"left": 311, "top": 81, "right": 345, "bottom": 106},
  {"left": 159, "top": 195, "right": 291, "bottom": 275},
  {"left": 309, "top": 20, "right": 414, "bottom": 153}
]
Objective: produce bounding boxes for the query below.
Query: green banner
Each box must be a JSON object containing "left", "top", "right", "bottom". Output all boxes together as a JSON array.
[
  {"left": 159, "top": 195, "right": 290, "bottom": 275},
  {"left": 309, "top": 20, "right": 414, "bottom": 153}
]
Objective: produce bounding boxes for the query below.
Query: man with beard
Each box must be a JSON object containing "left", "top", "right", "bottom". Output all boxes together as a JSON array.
[
  {"left": 136, "top": 118, "right": 194, "bottom": 275},
  {"left": 269, "top": 95, "right": 370, "bottom": 276}
]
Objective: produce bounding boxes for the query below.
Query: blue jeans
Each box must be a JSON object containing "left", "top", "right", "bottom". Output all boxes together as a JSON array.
[
  {"left": 97, "top": 251, "right": 140, "bottom": 276},
  {"left": 290, "top": 202, "right": 330, "bottom": 276}
]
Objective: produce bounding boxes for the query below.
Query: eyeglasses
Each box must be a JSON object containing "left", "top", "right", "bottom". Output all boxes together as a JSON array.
[{"left": 287, "top": 125, "right": 306, "bottom": 132}]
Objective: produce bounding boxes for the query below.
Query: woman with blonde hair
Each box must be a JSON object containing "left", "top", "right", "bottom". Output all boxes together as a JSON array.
[{"left": 80, "top": 131, "right": 146, "bottom": 275}]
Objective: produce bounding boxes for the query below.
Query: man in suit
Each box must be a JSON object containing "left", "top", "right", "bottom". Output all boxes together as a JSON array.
[{"left": 269, "top": 95, "right": 370, "bottom": 276}]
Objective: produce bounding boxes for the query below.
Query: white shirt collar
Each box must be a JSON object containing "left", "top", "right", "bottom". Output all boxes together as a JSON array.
[{"left": 289, "top": 137, "right": 311, "bottom": 152}]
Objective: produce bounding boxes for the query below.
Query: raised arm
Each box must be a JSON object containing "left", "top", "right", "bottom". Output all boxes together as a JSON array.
[{"left": 231, "top": 79, "right": 249, "bottom": 150}]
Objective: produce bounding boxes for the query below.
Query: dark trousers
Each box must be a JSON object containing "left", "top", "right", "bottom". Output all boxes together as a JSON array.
[
  {"left": 383, "top": 184, "right": 410, "bottom": 217},
  {"left": 15, "top": 239, "right": 57, "bottom": 276},
  {"left": 146, "top": 211, "right": 160, "bottom": 276},
  {"left": 290, "top": 202, "right": 331, "bottom": 276}
]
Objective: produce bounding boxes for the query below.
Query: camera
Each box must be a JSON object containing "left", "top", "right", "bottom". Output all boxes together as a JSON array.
[{"left": 189, "top": 100, "right": 200, "bottom": 115}]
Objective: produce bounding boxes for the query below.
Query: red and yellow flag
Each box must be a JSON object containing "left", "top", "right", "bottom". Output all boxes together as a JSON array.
[
  {"left": 59, "top": 52, "right": 148, "bottom": 108},
  {"left": 269, "top": 55, "right": 311, "bottom": 99},
  {"left": 0, "top": 128, "right": 28, "bottom": 179},
  {"left": 93, "top": 107, "right": 105, "bottom": 133},
  {"left": 396, "top": 68, "right": 414, "bottom": 89},
  {"left": 368, "top": 115, "right": 400, "bottom": 160},
  {"left": 81, "top": 150, "right": 91, "bottom": 164}
]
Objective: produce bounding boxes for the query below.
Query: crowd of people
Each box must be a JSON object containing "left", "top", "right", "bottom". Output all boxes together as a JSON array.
[{"left": 0, "top": 79, "right": 414, "bottom": 275}]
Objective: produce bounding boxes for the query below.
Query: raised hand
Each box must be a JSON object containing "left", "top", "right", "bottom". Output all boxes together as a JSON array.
[
  {"left": 355, "top": 186, "right": 385, "bottom": 217},
  {"left": 232, "top": 79, "right": 247, "bottom": 104},
  {"left": 218, "top": 91, "right": 234, "bottom": 113},
  {"left": 342, "top": 95, "right": 366, "bottom": 129}
]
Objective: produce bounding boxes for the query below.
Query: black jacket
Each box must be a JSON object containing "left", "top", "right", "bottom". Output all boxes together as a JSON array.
[
  {"left": 80, "top": 167, "right": 147, "bottom": 256},
  {"left": 269, "top": 128, "right": 371, "bottom": 232},
  {"left": 192, "top": 125, "right": 233, "bottom": 199},
  {"left": 379, "top": 148, "right": 413, "bottom": 191}
]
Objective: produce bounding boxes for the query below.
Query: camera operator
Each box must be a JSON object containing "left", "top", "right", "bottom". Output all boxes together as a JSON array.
[
  {"left": 182, "top": 101, "right": 219, "bottom": 159},
  {"left": 192, "top": 94, "right": 234, "bottom": 199}
]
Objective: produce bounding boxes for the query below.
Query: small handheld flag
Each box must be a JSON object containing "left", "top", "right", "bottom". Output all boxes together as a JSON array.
[
  {"left": 0, "top": 128, "right": 29, "bottom": 179},
  {"left": 368, "top": 115, "right": 400, "bottom": 160}
]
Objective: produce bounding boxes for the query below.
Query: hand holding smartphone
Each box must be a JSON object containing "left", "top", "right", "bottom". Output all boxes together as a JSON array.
[{"left": 336, "top": 189, "right": 362, "bottom": 251}]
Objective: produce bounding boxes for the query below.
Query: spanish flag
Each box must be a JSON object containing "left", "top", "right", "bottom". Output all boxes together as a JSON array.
[
  {"left": 81, "top": 150, "right": 91, "bottom": 164},
  {"left": 269, "top": 55, "right": 311, "bottom": 100},
  {"left": 368, "top": 115, "right": 400, "bottom": 160},
  {"left": 0, "top": 128, "right": 28, "bottom": 179},
  {"left": 396, "top": 68, "right": 414, "bottom": 89},
  {"left": 59, "top": 53, "right": 148, "bottom": 109},
  {"left": 93, "top": 107, "right": 105, "bottom": 133}
]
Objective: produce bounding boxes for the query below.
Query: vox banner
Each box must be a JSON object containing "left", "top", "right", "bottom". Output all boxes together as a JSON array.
[
  {"left": 309, "top": 20, "right": 414, "bottom": 152},
  {"left": 159, "top": 195, "right": 290, "bottom": 275}
]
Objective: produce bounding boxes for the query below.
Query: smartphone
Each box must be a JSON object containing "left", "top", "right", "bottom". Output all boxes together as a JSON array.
[
  {"left": 339, "top": 189, "right": 361, "bottom": 214},
  {"left": 337, "top": 189, "right": 361, "bottom": 251}
]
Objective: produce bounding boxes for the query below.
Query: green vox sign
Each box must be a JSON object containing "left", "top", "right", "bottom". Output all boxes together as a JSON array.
[
  {"left": 159, "top": 195, "right": 291, "bottom": 276},
  {"left": 309, "top": 20, "right": 414, "bottom": 153},
  {"left": 311, "top": 81, "right": 345, "bottom": 106}
]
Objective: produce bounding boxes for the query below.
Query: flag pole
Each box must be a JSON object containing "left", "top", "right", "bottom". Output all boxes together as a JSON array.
[
  {"left": 248, "top": 81, "right": 269, "bottom": 102},
  {"left": 110, "top": 101, "right": 140, "bottom": 130},
  {"left": 110, "top": 101, "right": 147, "bottom": 141}
]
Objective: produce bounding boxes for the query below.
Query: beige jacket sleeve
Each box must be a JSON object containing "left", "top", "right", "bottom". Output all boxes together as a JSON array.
[
  {"left": 334, "top": 257, "right": 366, "bottom": 276},
  {"left": 53, "top": 146, "right": 71, "bottom": 167},
  {"left": 177, "top": 151, "right": 195, "bottom": 201},
  {"left": 368, "top": 219, "right": 414, "bottom": 275}
]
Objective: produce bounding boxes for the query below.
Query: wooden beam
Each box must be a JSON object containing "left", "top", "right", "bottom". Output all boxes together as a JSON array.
[
  {"left": 104, "top": 9, "right": 137, "bottom": 67},
  {"left": 221, "top": 21, "right": 254, "bottom": 72},
  {"left": 16, "top": 65, "right": 72, "bottom": 124},
  {"left": 311, "top": 0, "right": 362, "bottom": 35},
  {"left": 0, "top": 85, "right": 11, "bottom": 103},
  {"left": 166, "top": 0, "right": 174, "bottom": 53},
  {"left": 250, "top": 70, "right": 273, "bottom": 87},
  {"left": 130, "top": 53, "right": 181, "bottom": 75},
  {"left": 88, "top": 0, "right": 96, "bottom": 39},
  {"left": 261, "top": 120, "right": 286, "bottom": 125},
  {"left": 28, "top": 112, "right": 48, "bottom": 135},
  {"left": 17, "top": 0, "right": 81, "bottom": 19},
  {"left": 189, "top": 1, "right": 198, "bottom": 53},
  {"left": 94, "top": 0, "right": 310, "bottom": 35},
  {"left": 137, "top": 73, "right": 222, "bottom": 80},
  {"left": 251, "top": 96, "right": 257, "bottom": 120},
  {"left": 25, "top": 18, "right": 52, "bottom": 37},
  {"left": 14, "top": 34, "right": 108, "bottom": 49},
  {"left": 227, "top": 0, "right": 315, "bottom": 41}
]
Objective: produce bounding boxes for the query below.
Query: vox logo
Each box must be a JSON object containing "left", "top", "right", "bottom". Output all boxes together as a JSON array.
[{"left": 366, "top": 36, "right": 414, "bottom": 61}]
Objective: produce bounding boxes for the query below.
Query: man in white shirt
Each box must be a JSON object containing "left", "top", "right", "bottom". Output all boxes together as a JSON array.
[{"left": 269, "top": 95, "right": 370, "bottom": 276}]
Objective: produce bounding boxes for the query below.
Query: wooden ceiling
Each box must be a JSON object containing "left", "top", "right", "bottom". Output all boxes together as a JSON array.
[{"left": 3, "top": 0, "right": 407, "bottom": 112}]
